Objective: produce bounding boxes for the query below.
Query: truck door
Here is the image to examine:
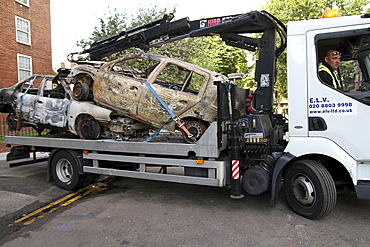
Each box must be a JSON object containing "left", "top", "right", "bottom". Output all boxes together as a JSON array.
[{"left": 307, "top": 26, "right": 370, "bottom": 160}]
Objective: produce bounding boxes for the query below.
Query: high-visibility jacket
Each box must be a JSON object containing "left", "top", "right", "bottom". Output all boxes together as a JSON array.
[{"left": 318, "top": 63, "right": 342, "bottom": 89}]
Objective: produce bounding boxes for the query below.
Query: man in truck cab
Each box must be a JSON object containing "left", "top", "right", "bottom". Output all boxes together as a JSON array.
[{"left": 318, "top": 50, "right": 343, "bottom": 90}]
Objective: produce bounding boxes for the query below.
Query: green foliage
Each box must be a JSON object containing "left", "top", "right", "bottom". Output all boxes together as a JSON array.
[
  {"left": 77, "top": 5, "right": 172, "bottom": 60},
  {"left": 129, "top": 6, "right": 171, "bottom": 28},
  {"left": 167, "top": 36, "right": 252, "bottom": 89},
  {"left": 262, "top": 0, "right": 370, "bottom": 98},
  {"left": 264, "top": 0, "right": 369, "bottom": 22},
  {"left": 77, "top": 8, "right": 127, "bottom": 50}
]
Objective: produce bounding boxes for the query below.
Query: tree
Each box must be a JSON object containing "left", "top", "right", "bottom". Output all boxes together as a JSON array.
[
  {"left": 77, "top": 5, "right": 172, "bottom": 60},
  {"left": 77, "top": 8, "right": 127, "bottom": 51},
  {"left": 262, "top": 0, "right": 370, "bottom": 98},
  {"left": 184, "top": 37, "right": 249, "bottom": 75}
]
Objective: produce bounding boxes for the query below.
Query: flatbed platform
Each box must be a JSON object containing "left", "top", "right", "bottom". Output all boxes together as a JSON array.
[
  {"left": 5, "top": 123, "right": 227, "bottom": 187},
  {"left": 5, "top": 122, "right": 221, "bottom": 158}
]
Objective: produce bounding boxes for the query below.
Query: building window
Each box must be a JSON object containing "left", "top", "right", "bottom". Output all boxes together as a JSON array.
[
  {"left": 15, "top": 0, "right": 29, "bottom": 7},
  {"left": 15, "top": 16, "right": 31, "bottom": 45},
  {"left": 17, "top": 54, "right": 33, "bottom": 81}
]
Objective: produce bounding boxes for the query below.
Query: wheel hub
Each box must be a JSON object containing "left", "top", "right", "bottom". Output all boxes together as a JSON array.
[
  {"left": 188, "top": 124, "right": 203, "bottom": 138},
  {"left": 182, "top": 121, "right": 205, "bottom": 143},
  {"left": 78, "top": 119, "right": 100, "bottom": 140},
  {"left": 292, "top": 175, "right": 315, "bottom": 205},
  {"left": 56, "top": 158, "right": 73, "bottom": 183},
  {"left": 73, "top": 82, "right": 83, "bottom": 99}
]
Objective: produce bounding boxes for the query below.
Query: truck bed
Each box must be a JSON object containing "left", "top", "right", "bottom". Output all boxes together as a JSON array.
[{"left": 5, "top": 122, "right": 221, "bottom": 158}]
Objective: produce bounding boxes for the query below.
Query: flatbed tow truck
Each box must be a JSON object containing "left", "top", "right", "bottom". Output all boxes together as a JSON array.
[{"left": 5, "top": 10, "right": 370, "bottom": 219}]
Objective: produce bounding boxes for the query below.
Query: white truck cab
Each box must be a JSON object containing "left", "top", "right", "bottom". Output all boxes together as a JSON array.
[{"left": 286, "top": 13, "right": 370, "bottom": 200}]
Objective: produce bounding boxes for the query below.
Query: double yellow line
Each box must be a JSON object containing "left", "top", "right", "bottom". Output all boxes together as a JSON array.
[{"left": 9, "top": 178, "right": 112, "bottom": 226}]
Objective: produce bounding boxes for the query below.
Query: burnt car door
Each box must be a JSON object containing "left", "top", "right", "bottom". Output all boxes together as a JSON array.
[
  {"left": 138, "top": 61, "right": 209, "bottom": 124},
  {"left": 33, "top": 78, "right": 70, "bottom": 128},
  {"left": 14, "top": 76, "right": 49, "bottom": 123}
]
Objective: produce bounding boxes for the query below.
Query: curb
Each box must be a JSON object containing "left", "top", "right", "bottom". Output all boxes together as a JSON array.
[
  {"left": 0, "top": 152, "right": 8, "bottom": 161},
  {"left": 0, "top": 152, "right": 49, "bottom": 162}
]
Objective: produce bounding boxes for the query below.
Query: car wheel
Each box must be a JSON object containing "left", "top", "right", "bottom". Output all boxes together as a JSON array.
[
  {"left": 182, "top": 121, "right": 206, "bottom": 143},
  {"left": 72, "top": 82, "right": 90, "bottom": 101},
  {"left": 78, "top": 117, "right": 101, "bottom": 140}
]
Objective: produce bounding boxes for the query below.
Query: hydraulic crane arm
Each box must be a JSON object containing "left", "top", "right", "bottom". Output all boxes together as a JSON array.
[
  {"left": 76, "top": 11, "right": 286, "bottom": 61},
  {"left": 81, "top": 14, "right": 191, "bottom": 61}
]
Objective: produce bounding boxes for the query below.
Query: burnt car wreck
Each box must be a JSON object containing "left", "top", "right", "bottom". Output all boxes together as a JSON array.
[{"left": 0, "top": 54, "right": 243, "bottom": 142}]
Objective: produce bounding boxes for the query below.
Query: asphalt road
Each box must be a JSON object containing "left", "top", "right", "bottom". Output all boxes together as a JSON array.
[{"left": 1, "top": 154, "right": 370, "bottom": 247}]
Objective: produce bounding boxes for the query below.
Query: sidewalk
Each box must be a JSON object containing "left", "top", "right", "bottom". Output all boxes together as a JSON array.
[{"left": 0, "top": 152, "right": 54, "bottom": 218}]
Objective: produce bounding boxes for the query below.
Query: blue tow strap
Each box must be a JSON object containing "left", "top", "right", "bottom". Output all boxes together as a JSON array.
[
  {"left": 18, "top": 76, "right": 36, "bottom": 113},
  {"left": 144, "top": 81, "right": 176, "bottom": 118},
  {"left": 143, "top": 81, "right": 176, "bottom": 142}
]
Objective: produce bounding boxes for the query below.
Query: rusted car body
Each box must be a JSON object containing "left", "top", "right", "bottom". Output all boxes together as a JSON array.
[
  {"left": 69, "top": 53, "right": 228, "bottom": 141},
  {"left": 0, "top": 74, "right": 148, "bottom": 140}
]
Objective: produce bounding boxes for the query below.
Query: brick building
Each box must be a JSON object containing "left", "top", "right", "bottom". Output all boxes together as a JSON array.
[{"left": 0, "top": 0, "right": 52, "bottom": 88}]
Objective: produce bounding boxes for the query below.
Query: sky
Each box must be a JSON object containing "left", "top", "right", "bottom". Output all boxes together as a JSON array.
[{"left": 50, "top": 0, "right": 266, "bottom": 70}]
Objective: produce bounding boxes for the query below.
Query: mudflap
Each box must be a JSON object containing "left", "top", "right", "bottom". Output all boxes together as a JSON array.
[{"left": 270, "top": 153, "right": 295, "bottom": 206}]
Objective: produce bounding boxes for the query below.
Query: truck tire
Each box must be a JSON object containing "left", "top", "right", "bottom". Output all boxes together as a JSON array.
[
  {"left": 284, "top": 159, "right": 337, "bottom": 219},
  {"left": 50, "top": 150, "right": 86, "bottom": 190}
]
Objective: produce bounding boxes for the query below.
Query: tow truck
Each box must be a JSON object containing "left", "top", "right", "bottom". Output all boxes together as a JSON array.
[{"left": 5, "top": 10, "right": 370, "bottom": 219}]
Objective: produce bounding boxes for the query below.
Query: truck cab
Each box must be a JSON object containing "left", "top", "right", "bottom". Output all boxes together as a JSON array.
[{"left": 286, "top": 13, "right": 370, "bottom": 200}]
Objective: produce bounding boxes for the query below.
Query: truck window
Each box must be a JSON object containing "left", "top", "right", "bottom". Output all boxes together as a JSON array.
[{"left": 316, "top": 29, "right": 370, "bottom": 98}]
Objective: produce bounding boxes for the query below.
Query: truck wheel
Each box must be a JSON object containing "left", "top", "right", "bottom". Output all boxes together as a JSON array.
[
  {"left": 284, "top": 159, "right": 337, "bottom": 219},
  {"left": 50, "top": 150, "right": 86, "bottom": 190}
]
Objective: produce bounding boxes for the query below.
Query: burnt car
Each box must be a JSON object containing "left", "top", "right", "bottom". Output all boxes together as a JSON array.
[
  {"left": 0, "top": 73, "right": 150, "bottom": 140},
  {"left": 68, "top": 53, "right": 230, "bottom": 142}
]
